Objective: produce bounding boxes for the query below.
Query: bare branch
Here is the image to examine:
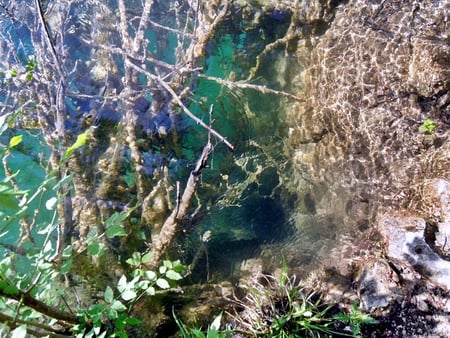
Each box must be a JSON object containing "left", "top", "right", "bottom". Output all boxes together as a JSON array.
[
  {"left": 199, "top": 74, "right": 304, "bottom": 102},
  {"left": 0, "top": 311, "right": 69, "bottom": 337},
  {"left": 133, "top": 0, "right": 154, "bottom": 54},
  {"left": 147, "top": 137, "right": 213, "bottom": 269},
  {"left": 0, "top": 288, "right": 77, "bottom": 324},
  {"left": 126, "top": 59, "right": 235, "bottom": 151}
]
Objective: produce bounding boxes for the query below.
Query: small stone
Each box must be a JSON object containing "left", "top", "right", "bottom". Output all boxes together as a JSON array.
[{"left": 416, "top": 299, "right": 429, "bottom": 312}]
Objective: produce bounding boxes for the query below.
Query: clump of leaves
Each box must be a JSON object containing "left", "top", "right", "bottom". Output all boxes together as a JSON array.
[
  {"left": 73, "top": 255, "right": 187, "bottom": 338},
  {"left": 418, "top": 119, "right": 436, "bottom": 134},
  {"left": 334, "top": 302, "right": 378, "bottom": 337},
  {"left": 229, "top": 273, "right": 344, "bottom": 338},
  {"left": 174, "top": 311, "right": 232, "bottom": 338}
]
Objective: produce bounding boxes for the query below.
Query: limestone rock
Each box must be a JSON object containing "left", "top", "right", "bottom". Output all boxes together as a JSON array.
[
  {"left": 356, "top": 259, "right": 407, "bottom": 314},
  {"left": 379, "top": 216, "right": 450, "bottom": 291}
]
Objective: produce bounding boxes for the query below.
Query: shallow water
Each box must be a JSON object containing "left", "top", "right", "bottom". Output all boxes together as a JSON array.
[{"left": 0, "top": 0, "right": 340, "bottom": 299}]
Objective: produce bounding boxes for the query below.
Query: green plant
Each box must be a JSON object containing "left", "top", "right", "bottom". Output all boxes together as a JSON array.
[
  {"left": 174, "top": 311, "right": 232, "bottom": 338},
  {"left": 334, "top": 302, "right": 377, "bottom": 338},
  {"left": 72, "top": 257, "right": 186, "bottom": 338},
  {"left": 230, "top": 272, "right": 345, "bottom": 338},
  {"left": 418, "top": 119, "right": 436, "bottom": 134},
  {"left": 0, "top": 117, "right": 188, "bottom": 337}
]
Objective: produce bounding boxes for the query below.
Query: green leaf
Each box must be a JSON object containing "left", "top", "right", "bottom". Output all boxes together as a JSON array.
[
  {"left": 86, "top": 304, "right": 105, "bottom": 316},
  {"left": 136, "top": 280, "right": 149, "bottom": 290},
  {"left": 62, "top": 245, "right": 73, "bottom": 258},
  {"left": 106, "top": 211, "right": 129, "bottom": 228},
  {"left": 8, "top": 135, "right": 23, "bottom": 148},
  {"left": 62, "top": 129, "right": 92, "bottom": 163},
  {"left": 110, "top": 300, "right": 127, "bottom": 312},
  {"left": 107, "top": 308, "right": 119, "bottom": 320},
  {"left": 45, "top": 196, "right": 58, "bottom": 210},
  {"left": 210, "top": 313, "right": 222, "bottom": 331},
  {"left": 0, "top": 110, "right": 20, "bottom": 135},
  {"left": 156, "top": 278, "right": 170, "bottom": 289},
  {"left": 141, "top": 252, "right": 152, "bottom": 264},
  {"left": 146, "top": 286, "right": 155, "bottom": 296},
  {"left": 106, "top": 224, "right": 126, "bottom": 238},
  {"left": 117, "top": 275, "right": 127, "bottom": 293},
  {"left": 144, "top": 270, "right": 156, "bottom": 281},
  {"left": 120, "top": 289, "right": 137, "bottom": 301},
  {"left": 3, "top": 284, "right": 19, "bottom": 295},
  {"left": 0, "top": 193, "right": 19, "bottom": 211},
  {"left": 165, "top": 270, "right": 183, "bottom": 281},
  {"left": 0, "top": 182, "right": 29, "bottom": 211},
  {"left": 60, "top": 259, "right": 72, "bottom": 274},
  {"left": 104, "top": 286, "right": 114, "bottom": 304},
  {"left": 87, "top": 242, "right": 105, "bottom": 257},
  {"left": 172, "top": 260, "right": 186, "bottom": 273},
  {"left": 419, "top": 119, "right": 436, "bottom": 134},
  {"left": 126, "top": 317, "right": 141, "bottom": 326},
  {"left": 115, "top": 316, "right": 126, "bottom": 330}
]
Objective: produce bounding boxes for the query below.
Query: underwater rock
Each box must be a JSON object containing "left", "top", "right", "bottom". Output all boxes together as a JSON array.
[
  {"left": 379, "top": 216, "right": 450, "bottom": 291},
  {"left": 408, "top": 37, "right": 450, "bottom": 98},
  {"left": 288, "top": 0, "right": 450, "bottom": 216}
]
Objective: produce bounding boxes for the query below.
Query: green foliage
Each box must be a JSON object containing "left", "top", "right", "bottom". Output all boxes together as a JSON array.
[
  {"left": 0, "top": 122, "right": 186, "bottom": 337},
  {"left": 230, "top": 270, "right": 367, "bottom": 338},
  {"left": 0, "top": 178, "right": 29, "bottom": 212},
  {"left": 61, "top": 127, "right": 94, "bottom": 163},
  {"left": 266, "top": 288, "right": 339, "bottom": 338},
  {"left": 73, "top": 257, "right": 186, "bottom": 337},
  {"left": 334, "top": 302, "right": 377, "bottom": 338},
  {"left": 1, "top": 58, "right": 37, "bottom": 84},
  {"left": 174, "top": 311, "right": 232, "bottom": 338},
  {"left": 418, "top": 119, "right": 436, "bottom": 134},
  {"left": 126, "top": 252, "right": 186, "bottom": 297}
]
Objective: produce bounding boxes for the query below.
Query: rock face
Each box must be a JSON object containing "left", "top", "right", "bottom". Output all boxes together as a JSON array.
[{"left": 379, "top": 217, "right": 450, "bottom": 290}]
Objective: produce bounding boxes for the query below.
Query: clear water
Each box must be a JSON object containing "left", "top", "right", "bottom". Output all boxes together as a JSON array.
[{"left": 1, "top": 0, "right": 299, "bottom": 290}]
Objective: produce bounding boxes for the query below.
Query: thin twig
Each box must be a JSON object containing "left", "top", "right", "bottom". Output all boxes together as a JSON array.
[
  {"left": 33, "top": 0, "right": 64, "bottom": 80},
  {"left": 0, "top": 312, "right": 69, "bottom": 337}
]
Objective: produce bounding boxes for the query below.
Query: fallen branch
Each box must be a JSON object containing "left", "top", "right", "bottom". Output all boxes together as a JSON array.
[
  {"left": 198, "top": 74, "right": 304, "bottom": 102},
  {"left": 126, "top": 60, "right": 235, "bottom": 151},
  {"left": 0, "top": 311, "right": 70, "bottom": 337},
  {"left": 147, "top": 107, "right": 216, "bottom": 269},
  {"left": 0, "top": 288, "right": 77, "bottom": 324}
]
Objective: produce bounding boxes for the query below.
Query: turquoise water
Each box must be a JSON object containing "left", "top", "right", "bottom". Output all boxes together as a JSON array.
[
  {"left": 0, "top": 0, "right": 296, "bottom": 290},
  {"left": 0, "top": 131, "right": 55, "bottom": 247}
]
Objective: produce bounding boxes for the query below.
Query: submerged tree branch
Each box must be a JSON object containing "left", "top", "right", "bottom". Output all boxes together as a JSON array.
[
  {"left": 126, "top": 60, "right": 235, "bottom": 151},
  {"left": 147, "top": 112, "right": 215, "bottom": 269},
  {"left": 0, "top": 311, "right": 70, "bottom": 337},
  {"left": 199, "top": 74, "right": 304, "bottom": 102}
]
